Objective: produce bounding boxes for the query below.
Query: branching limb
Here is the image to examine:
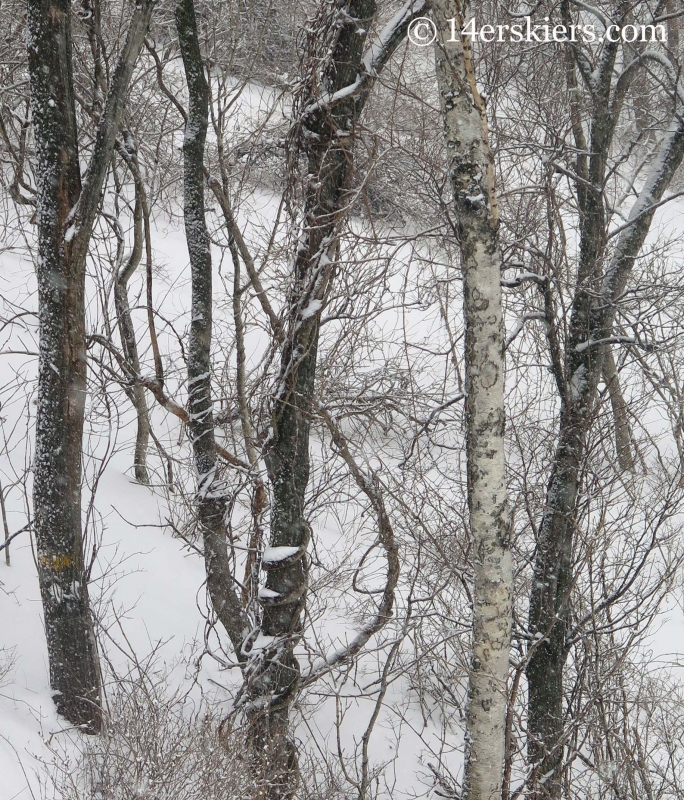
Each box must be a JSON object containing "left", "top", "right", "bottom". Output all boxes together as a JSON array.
[{"left": 301, "top": 404, "right": 399, "bottom": 685}]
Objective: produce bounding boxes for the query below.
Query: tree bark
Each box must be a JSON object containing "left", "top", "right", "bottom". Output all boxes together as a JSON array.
[
  {"left": 602, "top": 347, "right": 635, "bottom": 473},
  {"left": 432, "top": 3, "right": 513, "bottom": 798},
  {"left": 526, "top": 6, "right": 624, "bottom": 792},
  {"left": 246, "top": 2, "right": 377, "bottom": 795},
  {"left": 242, "top": 6, "right": 429, "bottom": 794},
  {"left": 114, "top": 138, "right": 151, "bottom": 485},
  {"left": 175, "top": 0, "right": 250, "bottom": 661},
  {"left": 526, "top": 10, "right": 684, "bottom": 785},
  {"left": 27, "top": 0, "right": 154, "bottom": 731}
]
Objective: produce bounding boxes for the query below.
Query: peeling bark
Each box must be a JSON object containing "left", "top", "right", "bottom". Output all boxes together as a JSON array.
[{"left": 432, "top": 3, "right": 513, "bottom": 798}]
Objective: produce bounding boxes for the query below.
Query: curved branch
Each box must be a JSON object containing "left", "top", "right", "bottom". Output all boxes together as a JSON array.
[{"left": 301, "top": 405, "right": 400, "bottom": 685}]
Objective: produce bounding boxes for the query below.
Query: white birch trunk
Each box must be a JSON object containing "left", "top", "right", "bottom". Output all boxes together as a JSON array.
[{"left": 432, "top": 3, "right": 513, "bottom": 798}]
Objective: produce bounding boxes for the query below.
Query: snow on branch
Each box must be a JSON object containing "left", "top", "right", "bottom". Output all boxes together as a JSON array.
[
  {"left": 363, "top": 0, "right": 427, "bottom": 73},
  {"left": 501, "top": 272, "right": 548, "bottom": 288},
  {"left": 607, "top": 189, "right": 684, "bottom": 241},
  {"left": 597, "top": 112, "right": 684, "bottom": 317},
  {"left": 505, "top": 312, "right": 546, "bottom": 349},
  {"left": 573, "top": 335, "right": 637, "bottom": 353},
  {"left": 301, "top": 0, "right": 427, "bottom": 118}
]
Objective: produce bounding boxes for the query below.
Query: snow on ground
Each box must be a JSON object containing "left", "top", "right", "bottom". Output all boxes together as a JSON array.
[
  {"left": 3, "top": 137, "right": 684, "bottom": 798},
  {"left": 0, "top": 200, "right": 459, "bottom": 799},
  {"left": 0, "top": 459, "right": 211, "bottom": 799},
  {"left": 0, "top": 225, "right": 216, "bottom": 798}
]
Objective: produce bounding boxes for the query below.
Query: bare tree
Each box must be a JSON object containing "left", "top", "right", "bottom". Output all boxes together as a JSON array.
[
  {"left": 174, "top": 0, "right": 250, "bottom": 660},
  {"left": 5, "top": 0, "right": 684, "bottom": 795},
  {"left": 430, "top": 2, "right": 513, "bottom": 798},
  {"left": 27, "top": 0, "right": 154, "bottom": 730},
  {"left": 241, "top": 3, "right": 431, "bottom": 794},
  {"left": 111, "top": 136, "right": 153, "bottom": 485},
  {"left": 522, "top": 3, "right": 684, "bottom": 795}
]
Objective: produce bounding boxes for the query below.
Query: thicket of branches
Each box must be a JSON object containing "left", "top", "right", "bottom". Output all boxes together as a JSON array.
[{"left": 2, "top": 1, "right": 684, "bottom": 798}]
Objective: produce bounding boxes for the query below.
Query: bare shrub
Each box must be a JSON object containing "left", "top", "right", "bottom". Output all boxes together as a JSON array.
[
  {"left": 0, "top": 646, "right": 16, "bottom": 688},
  {"left": 43, "top": 667, "right": 252, "bottom": 800},
  {"left": 41, "top": 660, "right": 370, "bottom": 800}
]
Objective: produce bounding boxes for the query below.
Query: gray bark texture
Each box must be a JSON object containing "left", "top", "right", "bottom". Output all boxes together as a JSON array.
[
  {"left": 526, "top": 3, "right": 684, "bottom": 793},
  {"left": 174, "top": 0, "right": 250, "bottom": 661},
  {"left": 432, "top": 3, "right": 513, "bottom": 798},
  {"left": 114, "top": 140, "right": 151, "bottom": 485},
  {"left": 27, "top": 0, "right": 154, "bottom": 731},
  {"left": 602, "top": 347, "right": 635, "bottom": 473},
  {"left": 244, "top": 6, "right": 379, "bottom": 793},
  {"left": 242, "top": 7, "right": 429, "bottom": 795}
]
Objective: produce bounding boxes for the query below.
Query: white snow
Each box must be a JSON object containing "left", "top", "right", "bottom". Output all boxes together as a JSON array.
[
  {"left": 363, "top": 0, "right": 427, "bottom": 73},
  {"left": 300, "top": 298, "right": 322, "bottom": 320},
  {"left": 4, "top": 52, "right": 684, "bottom": 800},
  {"left": 262, "top": 545, "right": 301, "bottom": 565},
  {"left": 257, "top": 586, "right": 281, "bottom": 599}
]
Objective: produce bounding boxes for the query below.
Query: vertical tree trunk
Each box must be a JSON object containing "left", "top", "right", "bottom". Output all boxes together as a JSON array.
[
  {"left": 525, "top": 7, "right": 622, "bottom": 792},
  {"left": 27, "top": 0, "right": 154, "bottom": 731},
  {"left": 525, "top": 21, "right": 684, "bottom": 787},
  {"left": 432, "top": 4, "right": 513, "bottom": 798},
  {"left": 28, "top": 0, "right": 101, "bottom": 731},
  {"left": 175, "top": 0, "right": 249, "bottom": 660},
  {"left": 114, "top": 143, "right": 151, "bottom": 485},
  {"left": 525, "top": 414, "right": 589, "bottom": 799},
  {"left": 602, "top": 347, "right": 634, "bottom": 473},
  {"left": 242, "top": 5, "right": 428, "bottom": 794},
  {"left": 246, "top": 3, "right": 377, "bottom": 795}
]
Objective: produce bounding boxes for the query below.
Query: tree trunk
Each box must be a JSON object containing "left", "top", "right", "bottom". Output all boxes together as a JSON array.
[
  {"left": 246, "top": 3, "right": 378, "bottom": 795},
  {"left": 28, "top": 0, "right": 99, "bottom": 732},
  {"left": 525, "top": 8, "right": 624, "bottom": 792},
  {"left": 432, "top": 4, "right": 513, "bottom": 798},
  {"left": 526, "top": 63, "right": 684, "bottom": 797},
  {"left": 27, "top": 0, "right": 154, "bottom": 731},
  {"left": 242, "top": 5, "right": 429, "bottom": 793},
  {"left": 175, "top": 0, "right": 249, "bottom": 661},
  {"left": 602, "top": 347, "right": 635, "bottom": 473},
  {"left": 114, "top": 141, "right": 151, "bottom": 485}
]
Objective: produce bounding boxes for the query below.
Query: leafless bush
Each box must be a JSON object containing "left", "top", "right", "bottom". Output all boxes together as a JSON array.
[
  {"left": 0, "top": 646, "right": 16, "bottom": 688},
  {"left": 41, "top": 658, "right": 377, "bottom": 800},
  {"left": 42, "top": 669, "right": 252, "bottom": 800}
]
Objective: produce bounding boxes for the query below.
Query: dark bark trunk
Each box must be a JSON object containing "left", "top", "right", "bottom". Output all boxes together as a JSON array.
[
  {"left": 246, "top": 3, "right": 378, "bottom": 795},
  {"left": 243, "top": 5, "right": 427, "bottom": 792},
  {"left": 175, "top": 0, "right": 250, "bottom": 660},
  {"left": 526, "top": 37, "right": 684, "bottom": 790},
  {"left": 526, "top": 409, "right": 590, "bottom": 797},
  {"left": 28, "top": 0, "right": 100, "bottom": 732},
  {"left": 526, "top": 8, "right": 623, "bottom": 790},
  {"left": 114, "top": 142, "right": 151, "bottom": 484},
  {"left": 27, "top": 0, "right": 154, "bottom": 731}
]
